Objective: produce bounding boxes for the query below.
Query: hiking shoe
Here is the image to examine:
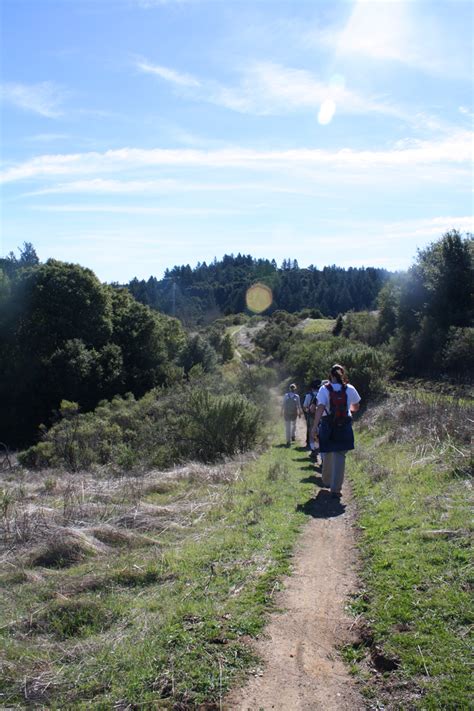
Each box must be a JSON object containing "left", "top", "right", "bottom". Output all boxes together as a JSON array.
[{"left": 291, "top": 436, "right": 296, "bottom": 441}]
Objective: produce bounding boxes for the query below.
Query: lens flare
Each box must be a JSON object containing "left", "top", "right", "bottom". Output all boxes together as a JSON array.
[
  {"left": 318, "top": 99, "right": 336, "bottom": 125},
  {"left": 246, "top": 283, "right": 273, "bottom": 313}
]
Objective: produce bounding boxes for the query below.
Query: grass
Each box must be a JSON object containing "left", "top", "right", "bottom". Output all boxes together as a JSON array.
[
  {"left": 302, "top": 318, "right": 335, "bottom": 335},
  {"left": 0, "top": 429, "right": 314, "bottom": 708},
  {"left": 346, "top": 392, "right": 473, "bottom": 709}
]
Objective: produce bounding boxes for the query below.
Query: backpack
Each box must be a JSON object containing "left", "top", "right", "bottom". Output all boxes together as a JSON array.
[
  {"left": 308, "top": 394, "right": 318, "bottom": 416},
  {"left": 283, "top": 393, "right": 299, "bottom": 418},
  {"left": 325, "top": 383, "right": 349, "bottom": 425}
]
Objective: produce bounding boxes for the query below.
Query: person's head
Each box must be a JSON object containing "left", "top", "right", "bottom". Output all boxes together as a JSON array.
[
  {"left": 289, "top": 383, "right": 297, "bottom": 392},
  {"left": 311, "top": 379, "right": 321, "bottom": 391},
  {"left": 329, "top": 363, "right": 348, "bottom": 385}
]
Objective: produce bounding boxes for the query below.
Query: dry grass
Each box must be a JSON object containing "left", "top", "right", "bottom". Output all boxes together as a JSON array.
[
  {"left": 359, "top": 393, "right": 473, "bottom": 479},
  {"left": 0, "top": 458, "right": 248, "bottom": 568}
]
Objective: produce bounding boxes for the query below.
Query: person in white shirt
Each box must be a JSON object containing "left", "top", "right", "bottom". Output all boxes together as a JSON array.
[{"left": 311, "top": 364, "right": 361, "bottom": 498}]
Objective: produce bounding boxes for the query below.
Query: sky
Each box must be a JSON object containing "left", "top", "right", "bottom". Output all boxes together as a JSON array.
[{"left": 0, "top": 0, "right": 473, "bottom": 283}]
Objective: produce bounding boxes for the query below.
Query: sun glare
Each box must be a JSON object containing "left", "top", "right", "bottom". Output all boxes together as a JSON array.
[{"left": 245, "top": 283, "right": 273, "bottom": 313}]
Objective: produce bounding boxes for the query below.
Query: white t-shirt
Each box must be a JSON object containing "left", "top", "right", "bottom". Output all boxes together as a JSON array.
[{"left": 316, "top": 382, "right": 361, "bottom": 417}]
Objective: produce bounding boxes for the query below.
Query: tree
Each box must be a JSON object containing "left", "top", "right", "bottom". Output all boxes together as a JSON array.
[
  {"left": 332, "top": 314, "right": 344, "bottom": 336},
  {"left": 220, "top": 333, "right": 235, "bottom": 362},
  {"left": 393, "top": 231, "right": 473, "bottom": 375}
]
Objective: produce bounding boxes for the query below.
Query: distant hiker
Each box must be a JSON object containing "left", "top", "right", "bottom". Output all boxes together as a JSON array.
[
  {"left": 310, "top": 364, "right": 361, "bottom": 498},
  {"left": 282, "top": 383, "right": 302, "bottom": 447},
  {"left": 303, "top": 379, "right": 321, "bottom": 449}
]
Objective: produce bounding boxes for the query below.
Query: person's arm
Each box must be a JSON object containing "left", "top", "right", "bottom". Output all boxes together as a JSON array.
[
  {"left": 310, "top": 403, "right": 326, "bottom": 438},
  {"left": 348, "top": 385, "right": 361, "bottom": 414}
]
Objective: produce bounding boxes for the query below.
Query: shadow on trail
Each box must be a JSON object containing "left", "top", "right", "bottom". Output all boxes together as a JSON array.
[
  {"left": 296, "top": 490, "right": 346, "bottom": 519},
  {"left": 300, "top": 475, "right": 326, "bottom": 488}
]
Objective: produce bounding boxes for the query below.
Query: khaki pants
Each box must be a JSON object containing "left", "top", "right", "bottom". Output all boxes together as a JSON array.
[
  {"left": 321, "top": 451, "right": 347, "bottom": 494},
  {"left": 284, "top": 417, "right": 297, "bottom": 443}
]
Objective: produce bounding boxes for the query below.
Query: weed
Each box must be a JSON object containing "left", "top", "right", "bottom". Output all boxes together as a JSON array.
[{"left": 267, "top": 461, "right": 288, "bottom": 481}]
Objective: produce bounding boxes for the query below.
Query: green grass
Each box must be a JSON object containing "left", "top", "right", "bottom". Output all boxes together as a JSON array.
[
  {"left": 0, "top": 435, "right": 314, "bottom": 708},
  {"left": 347, "top": 396, "right": 473, "bottom": 709},
  {"left": 302, "top": 318, "right": 335, "bottom": 334}
]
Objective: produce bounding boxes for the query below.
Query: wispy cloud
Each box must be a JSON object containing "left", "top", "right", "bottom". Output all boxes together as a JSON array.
[
  {"left": 2, "top": 130, "right": 471, "bottom": 185},
  {"left": 212, "top": 62, "right": 404, "bottom": 119},
  {"left": 26, "top": 133, "right": 70, "bottom": 142},
  {"left": 25, "top": 177, "right": 320, "bottom": 197},
  {"left": 0, "top": 81, "right": 65, "bottom": 117},
  {"left": 136, "top": 57, "right": 407, "bottom": 120},
  {"left": 30, "top": 204, "right": 246, "bottom": 216},
  {"left": 136, "top": 59, "right": 201, "bottom": 87}
]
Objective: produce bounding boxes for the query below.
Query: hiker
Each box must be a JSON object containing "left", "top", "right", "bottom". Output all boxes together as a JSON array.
[
  {"left": 282, "top": 383, "right": 302, "bottom": 447},
  {"left": 303, "top": 379, "right": 321, "bottom": 449},
  {"left": 310, "top": 364, "right": 361, "bottom": 498}
]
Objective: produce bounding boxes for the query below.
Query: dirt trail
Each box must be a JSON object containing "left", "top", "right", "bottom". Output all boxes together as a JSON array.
[{"left": 226, "top": 419, "right": 365, "bottom": 711}]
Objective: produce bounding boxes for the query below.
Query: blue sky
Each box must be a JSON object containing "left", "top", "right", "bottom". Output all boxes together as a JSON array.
[{"left": 1, "top": 0, "right": 472, "bottom": 283}]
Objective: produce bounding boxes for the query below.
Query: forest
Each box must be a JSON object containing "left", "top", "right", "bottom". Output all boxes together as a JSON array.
[{"left": 127, "top": 255, "right": 389, "bottom": 323}]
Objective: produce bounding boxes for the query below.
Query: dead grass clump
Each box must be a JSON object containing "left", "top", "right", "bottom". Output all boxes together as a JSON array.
[
  {"left": 0, "top": 502, "right": 54, "bottom": 548},
  {"left": 88, "top": 524, "right": 156, "bottom": 548},
  {"left": 360, "top": 394, "right": 473, "bottom": 455},
  {"left": 29, "top": 531, "right": 103, "bottom": 569},
  {"left": 114, "top": 508, "right": 180, "bottom": 532},
  {"left": 0, "top": 568, "right": 44, "bottom": 586},
  {"left": 142, "top": 480, "right": 177, "bottom": 496}
]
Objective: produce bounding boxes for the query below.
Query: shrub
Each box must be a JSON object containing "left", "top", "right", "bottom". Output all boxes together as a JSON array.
[
  {"left": 442, "top": 327, "right": 474, "bottom": 375},
  {"left": 341, "top": 311, "right": 379, "bottom": 346},
  {"left": 185, "top": 391, "right": 261, "bottom": 462},
  {"left": 19, "top": 376, "right": 265, "bottom": 471},
  {"left": 332, "top": 343, "right": 391, "bottom": 400}
]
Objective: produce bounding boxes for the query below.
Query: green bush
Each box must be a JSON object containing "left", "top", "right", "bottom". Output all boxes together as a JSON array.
[
  {"left": 332, "top": 343, "right": 391, "bottom": 400},
  {"left": 185, "top": 391, "right": 261, "bottom": 462},
  {"left": 282, "top": 337, "right": 390, "bottom": 402},
  {"left": 442, "top": 327, "right": 474, "bottom": 375},
  {"left": 341, "top": 311, "right": 379, "bottom": 346},
  {"left": 19, "top": 376, "right": 265, "bottom": 471}
]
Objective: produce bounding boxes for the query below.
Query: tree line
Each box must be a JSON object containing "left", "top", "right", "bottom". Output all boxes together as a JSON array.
[{"left": 127, "top": 255, "right": 389, "bottom": 324}]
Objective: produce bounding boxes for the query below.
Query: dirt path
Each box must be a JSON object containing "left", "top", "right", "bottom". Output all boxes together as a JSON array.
[{"left": 226, "top": 419, "right": 365, "bottom": 711}]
